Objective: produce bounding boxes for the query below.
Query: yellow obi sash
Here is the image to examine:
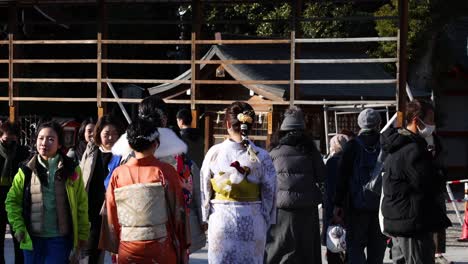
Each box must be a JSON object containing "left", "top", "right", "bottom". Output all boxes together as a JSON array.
[{"left": 210, "top": 178, "right": 260, "bottom": 202}]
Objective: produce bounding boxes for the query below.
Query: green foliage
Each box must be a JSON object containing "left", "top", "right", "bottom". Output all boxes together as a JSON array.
[
  {"left": 374, "top": 0, "right": 432, "bottom": 61},
  {"left": 301, "top": 2, "right": 354, "bottom": 38}
]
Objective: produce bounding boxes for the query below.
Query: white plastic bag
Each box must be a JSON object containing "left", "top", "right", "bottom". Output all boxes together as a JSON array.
[{"left": 326, "top": 225, "right": 347, "bottom": 253}]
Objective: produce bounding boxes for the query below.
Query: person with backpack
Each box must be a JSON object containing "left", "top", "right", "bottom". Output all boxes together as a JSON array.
[
  {"left": 380, "top": 100, "right": 451, "bottom": 264},
  {"left": 333, "top": 108, "right": 387, "bottom": 264}
]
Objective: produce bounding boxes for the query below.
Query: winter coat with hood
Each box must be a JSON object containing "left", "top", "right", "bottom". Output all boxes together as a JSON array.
[
  {"left": 380, "top": 128, "right": 451, "bottom": 237},
  {"left": 269, "top": 132, "right": 326, "bottom": 209}
]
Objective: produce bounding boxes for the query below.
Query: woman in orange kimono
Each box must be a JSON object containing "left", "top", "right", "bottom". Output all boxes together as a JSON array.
[{"left": 106, "top": 118, "right": 188, "bottom": 264}]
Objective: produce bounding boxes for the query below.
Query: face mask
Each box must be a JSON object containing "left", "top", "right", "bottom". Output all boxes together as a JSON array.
[{"left": 417, "top": 118, "right": 435, "bottom": 138}]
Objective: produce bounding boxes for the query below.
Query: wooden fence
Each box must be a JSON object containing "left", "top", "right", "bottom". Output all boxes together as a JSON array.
[{"left": 0, "top": 32, "right": 399, "bottom": 121}]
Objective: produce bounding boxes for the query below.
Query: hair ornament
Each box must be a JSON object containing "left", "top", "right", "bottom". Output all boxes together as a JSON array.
[
  {"left": 237, "top": 111, "right": 254, "bottom": 124},
  {"left": 134, "top": 129, "right": 159, "bottom": 142}
]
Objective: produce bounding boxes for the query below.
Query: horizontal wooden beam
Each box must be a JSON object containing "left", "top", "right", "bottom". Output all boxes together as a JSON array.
[
  {"left": 0, "top": 96, "right": 399, "bottom": 106},
  {"left": 296, "top": 37, "right": 398, "bottom": 43},
  {"left": 196, "top": 60, "right": 290, "bottom": 64},
  {"left": 194, "top": 80, "right": 290, "bottom": 85},
  {"left": 6, "top": 58, "right": 398, "bottom": 65},
  {"left": 7, "top": 37, "right": 398, "bottom": 46},
  {"left": 102, "top": 59, "right": 191, "bottom": 64},
  {"left": 295, "top": 79, "right": 397, "bottom": 84},
  {"left": 295, "top": 58, "right": 398, "bottom": 64},
  {"left": 195, "top": 39, "right": 290, "bottom": 44},
  {"left": 13, "top": 40, "right": 97, "bottom": 44},
  {"left": 13, "top": 59, "right": 98, "bottom": 64},
  {"left": 105, "top": 78, "right": 191, "bottom": 84},
  {"left": 0, "top": 79, "right": 8, "bottom": 83},
  {"left": 14, "top": 78, "right": 97, "bottom": 83},
  {"left": 12, "top": 97, "right": 98, "bottom": 102},
  {"left": 102, "top": 40, "right": 191, "bottom": 45}
]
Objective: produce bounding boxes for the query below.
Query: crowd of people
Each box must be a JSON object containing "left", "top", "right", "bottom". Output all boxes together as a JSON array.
[{"left": 0, "top": 95, "right": 460, "bottom": 264}]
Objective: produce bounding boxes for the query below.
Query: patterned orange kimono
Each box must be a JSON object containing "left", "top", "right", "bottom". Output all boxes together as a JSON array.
[{"left": 106, "top": 155, "right": 188, "bottom": 264}]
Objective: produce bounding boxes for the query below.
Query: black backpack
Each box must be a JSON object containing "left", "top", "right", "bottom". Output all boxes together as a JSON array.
[{"left": 349, "top": 137, "right": 381, "bottom": 211}]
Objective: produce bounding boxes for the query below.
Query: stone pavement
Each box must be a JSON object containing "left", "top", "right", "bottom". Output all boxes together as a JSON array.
[{"left": 3, "top": 204, "right": 468, "bottom": 263}]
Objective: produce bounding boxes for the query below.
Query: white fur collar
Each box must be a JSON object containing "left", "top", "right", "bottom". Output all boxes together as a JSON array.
[{"left": 112, "top": 128, "right": 187, "bottom": 159}]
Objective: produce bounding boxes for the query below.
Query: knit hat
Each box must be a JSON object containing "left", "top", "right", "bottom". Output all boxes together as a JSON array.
[
  {"left": 280, "top": 106, "right": 306, "bottom": 131},
  {"left": 357, "top": 108, "right": 381, "bottom": 131}
]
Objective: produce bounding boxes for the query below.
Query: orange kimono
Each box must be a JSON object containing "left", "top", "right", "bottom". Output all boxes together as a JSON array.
[{"left": 106, "top": 155, "right": 189, "bottom": 264}]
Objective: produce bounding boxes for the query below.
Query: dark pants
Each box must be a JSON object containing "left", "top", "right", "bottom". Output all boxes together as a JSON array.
[
  {"left": 433, "top": 193, "right": 447, "bottom": 254},
  {"left": 391, "top": 233, "right": 435, "bottom": 264},
  {"left": 0, "top": 186, "right": 23, "bottom": 264},
  {"left": 23, "top": 236, "right": 72, "bottom": 264},
  {"left": 326, "top": 250, "right": 346, "bottom": 264},
  {"left": 265, "top": 208, "right": 322, "bottom": 264},
  {"left": 433, "top": 230, "right": 445, "bottom": 254},
  {"left": 82, "top": 217, "right": 104, "bottom": 264},
  {"left": 346, "top": 210, "right": 387, "bottom": 264}
]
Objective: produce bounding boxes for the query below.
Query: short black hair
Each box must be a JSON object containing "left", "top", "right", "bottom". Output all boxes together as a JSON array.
[
  {"left": 127, "top": 118, "right": 159, "bottom": 152},
  {"left": 36, "top": 121, "right": 64, "bottom": 147},
  {"left": 176, "top": 108, "right": 192, "bottom": 126},
  {"left": 93, "top": 115, "right": 124, "bottom": 146},
  {"left": 0, "top": 121, "right": 21, "bottom": 137},
  {"left": 405, "top": 99, "right": 435, "bottom": 124},
  {"left": 138, "top": 95, "right": 166, "bottom": 127}
]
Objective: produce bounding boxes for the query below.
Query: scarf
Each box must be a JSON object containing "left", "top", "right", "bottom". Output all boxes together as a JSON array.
[{"left": 0, "top": 142, "right": 17, "bottom": 186}]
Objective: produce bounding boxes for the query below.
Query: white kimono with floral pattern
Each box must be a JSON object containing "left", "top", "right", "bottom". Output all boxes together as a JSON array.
[{"left": 200, "top": 139, "right": 277, "bottom": 264}]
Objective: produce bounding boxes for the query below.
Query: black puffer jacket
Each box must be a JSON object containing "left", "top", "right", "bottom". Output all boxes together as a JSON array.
[
  {"left": 381, "top": 128, "right": 451, "bottom": 237},
  {"left": 269, "top": 132, "right": 326, "bottom": 209},
  {"left": 180, "top": 128, "right": 204, "bottom": 167}
]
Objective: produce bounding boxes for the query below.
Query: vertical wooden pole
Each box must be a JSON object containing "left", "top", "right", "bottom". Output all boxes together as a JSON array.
[
  {"left": 8, "top": 33, "right": 14, "bottom": 122},
  {"left": 289, "top": 31, "right": 295, "bottom": 106},
  {"left": 97, "top": 32, "right": 103, "bottom": 118},
  {"left": 8, "top": 3, "right": 18, "bottom": 123},
  {"left": 191, "top": 0, "right": 202, "bottom": 128},
  {"left": 266, "top": 108, "right": 274, "bottom": 147},
  {"left": 293, "top": 0, "right": 303, "bottom": 104},
  {"left": 96, "top": 0, "right": 108, "bottom": 118},
  {"left": 190, "top": 32, "right": 197, "bottom": 111},
  {"left": 191, "top": 109, "right": 198, "bottom": 128},
  {"left": 204, "top": 113, "right": 213, "bottom": 154},
  {"left": 396, "top": 0, "right": 409, "bottom": 127},
  {"left": 323, "top": 105, "right": 330, "bottom": 154}
]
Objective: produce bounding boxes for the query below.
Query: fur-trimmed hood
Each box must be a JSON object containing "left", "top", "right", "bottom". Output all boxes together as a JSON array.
[{"left": 112, "top": 127, "right": 188, "bottom": 159}]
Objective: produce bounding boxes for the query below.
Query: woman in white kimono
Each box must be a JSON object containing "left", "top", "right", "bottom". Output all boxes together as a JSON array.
[{"left": 200, "top": 101, "right": 277, "bottom": 264}]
